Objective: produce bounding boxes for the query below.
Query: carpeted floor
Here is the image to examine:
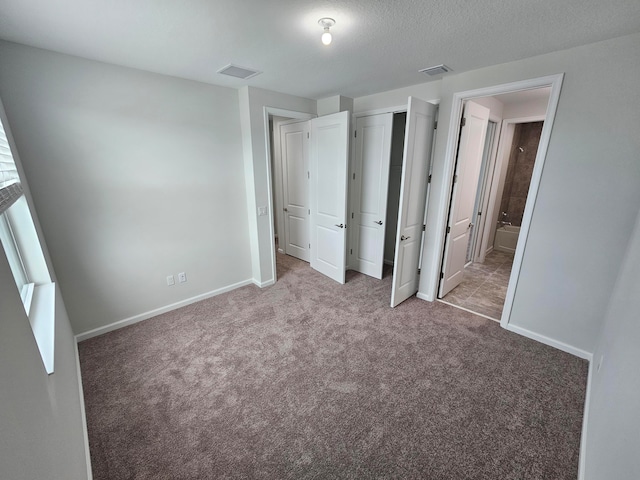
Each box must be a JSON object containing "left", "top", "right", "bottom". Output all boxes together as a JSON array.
[{"left": 79, "top": 252, "right": 588, "bottom": 479}]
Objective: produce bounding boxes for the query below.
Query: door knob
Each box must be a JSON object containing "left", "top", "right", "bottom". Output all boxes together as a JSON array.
[
  {"left": 401, "top": 235, "right": 410, "bottom": 241},
  {"left": 374, "top": 220, "right": 383, "bottom": 225},
  {"left": 283, "top": 208, "right": 288, "bottom": 212},
  {"left": 335, "top": 223, "right": 345, "bottom": 229}
]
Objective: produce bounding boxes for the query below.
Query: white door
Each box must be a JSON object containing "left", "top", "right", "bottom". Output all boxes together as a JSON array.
[
  {"left": 439, "top": 101, "right": 490, "bottom": 297},
  {"left": 280, "top": 121, "right": 310, "bottom": 262},
  {"left": 390, "top": 97, "right": 437, "bottom": 307},
  {"left": 309, "top": 111, "right": 350, "bottom": 284},
  {"left": 351, "top": 113, "right": 393, "bottom": 279}
]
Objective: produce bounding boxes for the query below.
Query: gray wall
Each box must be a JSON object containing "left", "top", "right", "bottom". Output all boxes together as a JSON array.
[
  {"left": 584, "top": 211, "right": 640, "bottom": 479},
  {"left": 0, "top": 41, "right": 253, "bottom": 334},
  {"left": 419, "top": 32, "right": 640, "bottom": 354},
  {"left": 0, "top": 252, "right": 90, "bottom": 479}
]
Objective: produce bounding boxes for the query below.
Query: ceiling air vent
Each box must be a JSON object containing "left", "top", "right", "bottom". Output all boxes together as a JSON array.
[
  {"left": 217, "top": 64, "right": 262, "bottom": 80},
  {"left": 419, "top": 64, "right": 452, "bottom": 76}
]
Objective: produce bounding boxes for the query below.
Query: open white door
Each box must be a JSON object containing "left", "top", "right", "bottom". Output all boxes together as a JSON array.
[
  {"left": 280, "top": 121, "right": 310, "bottom": 262},
  {"left": 390, "top": 97, "right": 437, "bottom": 307},
  {"left": 439, "top": 101, "right": 490, "bottom": 297},
  {"left": 351, "top": 113, "right": 393, "bottom": 279},
  {"left": 309, "top": 111, "right": 350, "bottom": 284}
]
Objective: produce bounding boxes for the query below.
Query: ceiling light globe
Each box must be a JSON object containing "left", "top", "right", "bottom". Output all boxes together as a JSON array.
[{"left": 321, "top": 31, "right": 332, "bottom": 46}]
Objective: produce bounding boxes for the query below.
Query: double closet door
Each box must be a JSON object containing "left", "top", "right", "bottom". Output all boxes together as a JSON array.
[
  {"left": 350, "top": 97, "right": 437, "bottom": 307},
  {"left": 277, "top": 98, "right": 436, "bottom": 308}
]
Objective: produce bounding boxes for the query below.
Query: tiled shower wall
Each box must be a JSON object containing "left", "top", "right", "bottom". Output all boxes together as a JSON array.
[{"left": 499, "top": 121, "right": 543, "bottom": 226}]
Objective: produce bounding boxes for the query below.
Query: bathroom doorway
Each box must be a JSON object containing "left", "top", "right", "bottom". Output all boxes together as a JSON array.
[{"left": 437, "top": 88, "right": 550, "bottom": 321}]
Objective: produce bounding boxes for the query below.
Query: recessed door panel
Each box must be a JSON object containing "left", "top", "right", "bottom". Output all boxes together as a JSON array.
[
  {"left": 439, "top": 101, "right": 490, "bottom": 297},
  {"left": 309, "top": 111, "right": 350, "bottom": 284},
  {"left": 281, "top": 121, "right": 310, "bottom": 262},
  {"left": 391, "top": 98, "right": 437, "bottom": 307},
  {"left": 350, "top": 113, "right": 393, "bottom": 279}
]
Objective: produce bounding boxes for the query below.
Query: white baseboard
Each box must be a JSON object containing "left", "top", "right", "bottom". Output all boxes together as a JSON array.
[
  {"left": 416, "top": 291, "right": 435, "bottom": 302},
  {"left": 75, "top": 279, "right": 253, "bottom": 342},
  {"left": 74, "top": 341, "right": 93, "bottom": 480},
  {"left": 578, "top": 359, "right": 594, "bottom": 480},
  {"left": 504, "top": 323, "right": 593, "bottom": 361},
  {"left": 253, "top": 278, "right": 275, "bottom": 288}
]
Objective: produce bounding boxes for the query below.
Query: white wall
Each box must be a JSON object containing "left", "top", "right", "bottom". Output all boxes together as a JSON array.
[
  {"left": 583, "top": 210, "right": 640, "bottom": 479},
  {"left": 0, "top": 252, "right": 90, "bottom": 479},
  {"left": 239, "top": 86, "right": 316, "bottom": 285},
  {"left": 354, "top": 81, "right": 441, "bottom": 113},
  {"left": 0, "top": 41, "right": 252, "bottom": 334},
  {"left": 419, "top": 32, "right": 640, "bottom": 354},
  {"left": 502, "top": 95, "right": 549, "bottom": 119}
]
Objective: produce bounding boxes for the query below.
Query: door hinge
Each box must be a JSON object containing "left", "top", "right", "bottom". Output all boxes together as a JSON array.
[
  {"left": 422, "top": 224, "right": 426, "bottom": 231},
  {"left": 440, "top": 272, "right": 444, "bottom": 279},
  {"left": 446, "top": 226, "right": 451, "bottom": 234},
  {"left": 350, "top": 248, "right": 353, "bottom": 255},
  {"left": 352, "top": 173, "right": 356, "bottom": 180},
  {"left": 309, "top": 243, "right": 311, "bottom": 249},
  {"left": 418, "top": 268, "right": 421, "bottom": 275},
  {"left": 308, "top": 209, "right": 310, "bottom": 215},
  {"left": 307, "top": 171, "right": 310, "bottom": 179},
  {"left": 460, "top": 117, "right": 466, "bottom": 127},
  {"left": 478, "top": 211, "right": 482, "bottom": 216},
  {"left": 453, "top": 174, "right": 458, "bottom": 184},
  {"left": 354, "top": 130, "right": 357, "bottom": 138},
  {"left": 307, "top": 132, "right": 310, "bottom": 139},
  {"left": 434, "top": 121, "right": 438, "bottom": 130},
  {"left": 428, "top": 174, "right": 432, "bottom": 184},
  {"left": 351, "top": 212, "right": 354, "bottom": 219}
]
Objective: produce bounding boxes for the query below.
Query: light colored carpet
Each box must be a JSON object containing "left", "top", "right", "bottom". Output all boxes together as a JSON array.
[{"left": 79, "top": 252, "right": 587, "bottom": 479}]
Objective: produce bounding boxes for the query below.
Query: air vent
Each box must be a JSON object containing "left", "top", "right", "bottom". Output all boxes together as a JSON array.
[
  {"left": 419, "top": 64, "right": 452, "bottom": 76},
  {"left": 217, "top": 64, "right": 262, "bottom": 80}
]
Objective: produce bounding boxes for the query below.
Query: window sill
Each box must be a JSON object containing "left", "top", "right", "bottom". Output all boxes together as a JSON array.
[{"left": 28, "top": 282, "right": 55, "bottom": 374}]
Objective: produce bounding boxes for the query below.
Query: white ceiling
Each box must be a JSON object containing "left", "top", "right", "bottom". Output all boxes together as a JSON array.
[{"left": 0, "top": 0, "right": 639, "bottom": 100}]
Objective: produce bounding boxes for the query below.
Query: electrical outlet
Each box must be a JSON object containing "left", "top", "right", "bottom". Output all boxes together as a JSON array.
[
  {"left": 596, "top": 355, "right": 604, "bottom": 372},
  {"left": 166, "top": 275, "right": 175, "bottom": 286},
  {"left": 178, "top": 272, "right": 187, "bottom": 283}
]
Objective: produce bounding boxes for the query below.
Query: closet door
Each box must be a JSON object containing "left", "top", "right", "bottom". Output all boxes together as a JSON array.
[
  {"left": 309, "top": 111, "right": 350, "bottom": 284},
  {"left": 439, "top": 101, "right": 489, "bottom": 297},
  {"left": 391, "top": 97, "right": 437, "bottom": 307},
  {"left": 280, "top": 121, "right": 310, "bottom": 262},
  {"left": 350, "top": 113, "right": 393, "bottom": 279}
]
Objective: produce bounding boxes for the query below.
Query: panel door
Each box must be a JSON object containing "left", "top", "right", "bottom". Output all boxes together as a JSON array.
[
  {"left": 390, "top": 97, "right": 437, "bottom": 307},
  {"left": 280, "top": 121, "right": 310, "bottom": 262},
  {"left": 351, "top": 113, "right": 393, "bottom": 279},
  {"left": 309, "top": 111, "right": 350, "bottom": 284},
  {"left": 439, "top": 101, "right": 490, "bottom": 297}
]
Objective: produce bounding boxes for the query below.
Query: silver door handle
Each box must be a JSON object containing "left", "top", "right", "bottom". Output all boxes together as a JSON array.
[
  {"left": 401, "top": 235, "right": 410, "bottom": 241},
  {"left": 335, "top": 224, "right": 345, "bottom": 229},
  {"left": 374, "top": 220, "right": 383, "bottom": 225}
]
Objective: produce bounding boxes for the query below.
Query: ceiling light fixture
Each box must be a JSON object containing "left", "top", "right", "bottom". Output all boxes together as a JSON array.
[{"left": 318, "top": 18, "right": 335, "bottom": 46}]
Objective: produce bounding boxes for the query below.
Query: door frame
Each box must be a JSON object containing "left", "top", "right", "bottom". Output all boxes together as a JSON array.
[
  {"left": 263, "top": 107, "right": 316, "bottom": 284},
  {"left": 424, "top": 74, "right": 564, "bottom": 330}
]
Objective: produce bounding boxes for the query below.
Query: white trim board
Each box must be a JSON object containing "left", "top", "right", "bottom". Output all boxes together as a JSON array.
[
  {"left": 74, "top": 340, "right": 93, "bottom": 480},
  {"left": 505, "top": 323, "right": 593, "bottom": 361},
  {"left": 578, "top": 359, "right": 594, "bottom": 480},
  {"left": 75, "top": 279, "right": 254, "bottom": 342}
]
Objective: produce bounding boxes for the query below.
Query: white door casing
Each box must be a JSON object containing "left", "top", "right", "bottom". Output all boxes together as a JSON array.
[
  {"left": 391, "top": 97, "right": 437, "bottom": 307},
  {"left": 439, "top": 101, "right": 490, "bottom": 297},
  {"left": 351, "top": 113, "right": 393, "bottom": 279},
  {"left": 280, "top": 121, "right": 310, "bottom": 262},
  {"left": 309, "top": 111, "right": 350, "bottom": 284}
]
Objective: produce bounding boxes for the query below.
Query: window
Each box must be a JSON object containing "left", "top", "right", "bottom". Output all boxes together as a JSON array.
[{"left": 0, "top": 109, "right": 55, "bottom": 374}]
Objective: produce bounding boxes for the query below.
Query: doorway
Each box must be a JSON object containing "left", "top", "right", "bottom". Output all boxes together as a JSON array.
[{"left": 437, "top": 87, "right": 551, "bottom": 321}]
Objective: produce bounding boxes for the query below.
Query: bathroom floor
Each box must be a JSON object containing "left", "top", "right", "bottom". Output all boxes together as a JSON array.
[{"left": 440, "top": 250, "right": 515, "bottom": 320}]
